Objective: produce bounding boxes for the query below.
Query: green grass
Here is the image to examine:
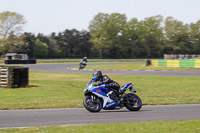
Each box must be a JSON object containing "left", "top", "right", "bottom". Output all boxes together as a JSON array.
[
  {"left": 0, "top": 72, "right": 200, "bottom": 110},
  {"left": 1, "top": 119, "right": 200, "bottom": 133},
  {"left": 75, "top": 64, "right": 200, "bottom": 71},
  {"left": 0, "top": 72, "right": 89, "bottom": 109}
]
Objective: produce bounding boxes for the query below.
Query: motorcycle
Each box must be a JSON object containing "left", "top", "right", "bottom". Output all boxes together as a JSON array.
[
  {"left": 83, "top": 80, "right": 142, "bottom": 112},
  {"left": 79, "top": 61, "right": 87, "bottom": 70}
]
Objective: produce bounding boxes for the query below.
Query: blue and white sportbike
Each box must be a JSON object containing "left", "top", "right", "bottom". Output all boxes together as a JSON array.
[{"left": 83, "top": 80, "right": 142, "bottom": 112}]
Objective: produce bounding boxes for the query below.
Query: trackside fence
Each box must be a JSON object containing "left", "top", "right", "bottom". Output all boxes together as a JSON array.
[{"left": 147, "top": 59, "right": 200, "bottom": 68}]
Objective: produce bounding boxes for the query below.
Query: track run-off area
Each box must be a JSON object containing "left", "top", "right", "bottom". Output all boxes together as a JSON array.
[{"left": 1, "top": 63, "right": 200, "bottom": 128}]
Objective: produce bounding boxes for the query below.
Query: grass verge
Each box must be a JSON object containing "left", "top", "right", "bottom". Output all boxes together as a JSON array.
[
  {"left": 0, "top": 72, "right": 200, "bottom": 109},
  {"left": 1, "top": 119, "right": 200, "bottom": 133}
]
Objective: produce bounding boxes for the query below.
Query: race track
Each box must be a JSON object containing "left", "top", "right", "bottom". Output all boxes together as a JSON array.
[
  {"left": 1, "top": 63, "right": 200, "bottom": 128},
  {"left": 22, "top": 63, "right": 200, "bottom": 77},
  {"left": 1, "top": 104, "right": 200, "bottom": 128}
]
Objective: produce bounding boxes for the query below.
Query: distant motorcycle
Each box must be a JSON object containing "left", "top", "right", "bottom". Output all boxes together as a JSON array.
[
  {"left": 79, "top": 61, "right": 87, "bottom": 70},
  {"left": 83, "top": 80, "right": 142, "bottom": 112}
]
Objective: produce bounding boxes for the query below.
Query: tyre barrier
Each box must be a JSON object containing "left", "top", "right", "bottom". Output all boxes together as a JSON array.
[
  {"left": 4, "top": 59, "right": 36, "bottom": 64},
  {"left": 146, "top": 59, "right": 200, "bottom": 68},
  {"left": 0, "top": 66, "right": 29, "bottom": 88}
]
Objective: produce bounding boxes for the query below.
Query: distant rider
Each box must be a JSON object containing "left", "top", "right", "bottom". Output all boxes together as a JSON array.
[
  {"left": 81, "top": 57, "right": 88, "bottom": 63},
  {"left": 79, "top": 57, "right": 88, "bottom": 70},
  {"left": 92, "top": 71, "right": 120, "bottom": 102}
]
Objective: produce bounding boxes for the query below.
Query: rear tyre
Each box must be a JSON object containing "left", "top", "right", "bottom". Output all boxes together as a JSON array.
[
  {"left": 83, "top": 95, "right": 102, "bottom": 112},
  {"left": 124, "top": 93, "right": 142, "bottom": 111}
]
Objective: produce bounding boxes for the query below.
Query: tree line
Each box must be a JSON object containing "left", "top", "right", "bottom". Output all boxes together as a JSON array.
[{"left": 1, "top": 11, "right": 200, "bottom": 59}]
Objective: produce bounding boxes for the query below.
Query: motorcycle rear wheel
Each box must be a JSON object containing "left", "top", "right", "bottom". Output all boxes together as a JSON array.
[
  {"left": 83, "top": 95, "right": 102, "bottom": 112},
  {"left": 124, "top": 93, "right": 142, "bottom": 111}
]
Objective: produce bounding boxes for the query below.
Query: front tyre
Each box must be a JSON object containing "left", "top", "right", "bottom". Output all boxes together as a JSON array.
[
  {"left": 124, "top": 93, "right": 142, "bottom": 111},
  {"left": 79, "top": 64, "right": 82, "bottom": 70},
  {"left": 83, "top": 95, "right": 102, "bottom": 112}
]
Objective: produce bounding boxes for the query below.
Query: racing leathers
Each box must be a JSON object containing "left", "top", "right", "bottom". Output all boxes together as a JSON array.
[{"left": 94, "top": 75, "right": 120, "bottom": 101}]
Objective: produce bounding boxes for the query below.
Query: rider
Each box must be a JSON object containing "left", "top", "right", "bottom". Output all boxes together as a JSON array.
[
  {"left": 81, "top": 57, "right": 88, "bottom": 64},
  {"left": 79, "top": 57, "right": 88, "bottom": 70},
  {"left": 92, "top": 71, "right": 120, "bottom": 102}
]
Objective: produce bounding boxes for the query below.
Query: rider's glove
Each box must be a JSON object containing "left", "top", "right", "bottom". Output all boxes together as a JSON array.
[{"left": 92, "top": 76, "right": 97, "bottom": 81}]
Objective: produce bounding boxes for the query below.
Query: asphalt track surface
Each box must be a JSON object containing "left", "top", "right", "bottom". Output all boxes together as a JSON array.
[
  {"left": 21, "top": 63, "right": 200, "bottom": 77},
  {"left": 1, "top": 63, "right": 200, "bottom": 128},
  {"left": 1, "top": 104, "right": 200, "bottom": 128}
]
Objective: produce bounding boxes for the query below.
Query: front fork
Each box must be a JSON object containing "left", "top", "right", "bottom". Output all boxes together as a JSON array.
[
  {"left": 90, "top": 95, "right": 99, "bottom": 104},
  {"left": 91, "top": 95, "right": 95, "bottom": 102}
]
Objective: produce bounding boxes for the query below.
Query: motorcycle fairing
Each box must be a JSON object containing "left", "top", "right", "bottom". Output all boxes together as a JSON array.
[
  {"left": 120, "top": 83, "right": 133, "bottom": 92},
  {"left": 104, "top": 101, "right": 120, "bottom": 109},
  {"left": 89, "top": 87, "right": 114, "bottom": 108}
]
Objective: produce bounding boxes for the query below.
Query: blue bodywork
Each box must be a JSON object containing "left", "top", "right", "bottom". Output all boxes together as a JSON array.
[
  {"left": 120, "top": 83, "right": 133, "bottom": 92},
  {"left": 84, "top": 80, "right": 133, "bottom": 109}
]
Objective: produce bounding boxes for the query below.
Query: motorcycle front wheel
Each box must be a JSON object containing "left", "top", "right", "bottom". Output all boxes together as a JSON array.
[
  {"left": 79, "top": 64, "right": 82, "bottom": 70},
  {"left": 124, "top": 93, "right": 142, "bottom": 111},
  {"left": 83, "top": 95, "right": 102, "bottom": 112}
]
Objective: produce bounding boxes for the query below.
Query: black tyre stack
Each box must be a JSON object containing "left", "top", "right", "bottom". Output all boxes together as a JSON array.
[
  {"left": 19, "top": 67, "right": 29, "bottom": 87},
  {"left": 0, "top": 66, "right": 29, "bottom": 88}
]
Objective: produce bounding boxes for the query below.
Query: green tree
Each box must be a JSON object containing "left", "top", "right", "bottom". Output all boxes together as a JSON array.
[
  {"left": 189, "top": 21, "right": 200, "bottom": 54},
  {"left": 89, "top": 13, "right": 127, "bottom": 58},
  {"left": 0, "top": 11, "right": 26, "bottom": 40},
  {"left": 164, "top": 16, "right": 191, "bottom": 54},
  {"left": 105, "top": 13, "right": 127, "bottom": 58},
  {"left": 0, "top": 11, "right": 26, "bottom": 54},
  {"left": 48, "top": 32, "right": 61, "bottom": 58},
  {"left": 122, "top": 18, "right": 139, "bottom": 58},
  {"left": 136, "top": 15, "right": 164, "bottom": 57},
  {"left": 22, "top": 32, "right": 36, "bottom": 58},
  {"left": 56, "top": 29, "right": 79, "bottom": 58},
  {"left": 72, "top": 30, "right": 93, "bottom": 58},
  {"left": 0, "top": 32, "right": 26, "bottom": 55},
  {"left": 34, "top": 39, "right": 48, "bottom": 58},
  {"left": 89, "top": 13, "right": 109, "bottom": 58},
  {"left": 55, "top": 29, "right": 92, "bottom": 58}
]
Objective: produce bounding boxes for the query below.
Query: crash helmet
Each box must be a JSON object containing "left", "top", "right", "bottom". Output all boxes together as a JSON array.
[{"left": 92, "top": 71, "right": 102, "bottom": 81}]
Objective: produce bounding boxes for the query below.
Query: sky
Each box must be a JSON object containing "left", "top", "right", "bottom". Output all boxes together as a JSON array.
[{"left": 1, "top": 0, "right": 200, "bottom": 35}]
